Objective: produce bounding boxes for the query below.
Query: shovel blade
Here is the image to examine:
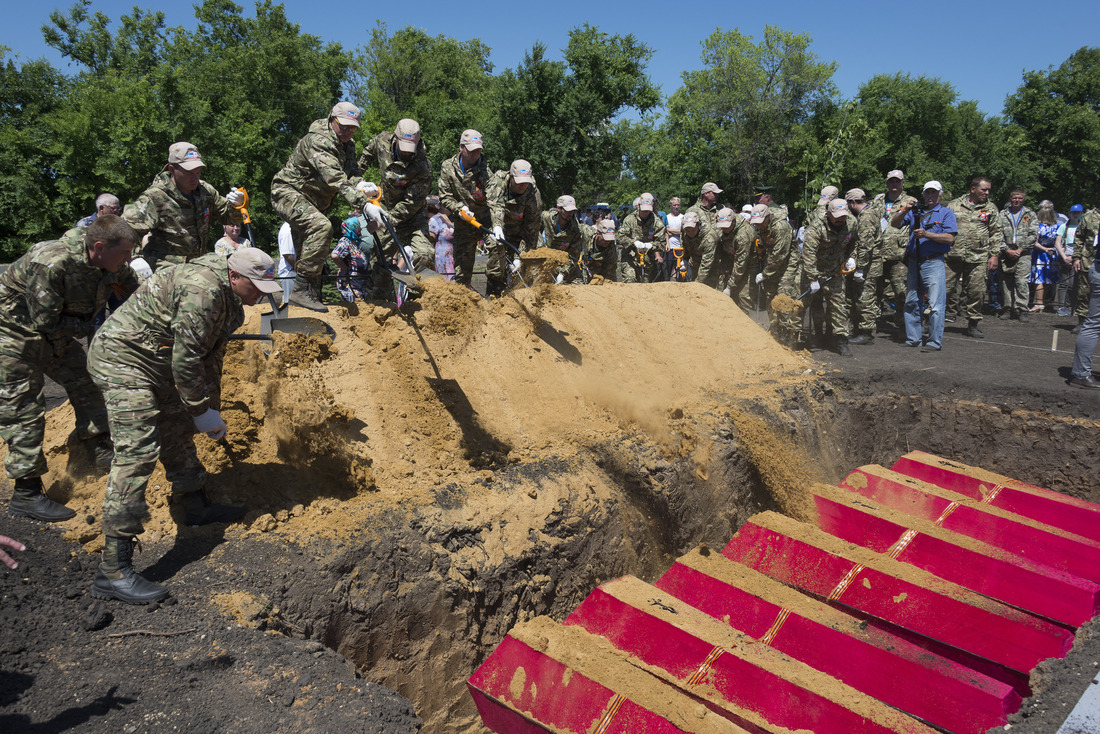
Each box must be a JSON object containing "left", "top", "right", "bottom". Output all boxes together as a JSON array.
[{"left": 270, "top": 317, "right": 336, "bottom": 341}]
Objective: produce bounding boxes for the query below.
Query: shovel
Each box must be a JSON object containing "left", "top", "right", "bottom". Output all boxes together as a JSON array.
[
  {"left": 456, "top": 209, "right": 545, "bottom": 288},
  {"left": 229, "top": 294, "right": 335, "bottom": 342},
  {"left": 364, "top": 195, "right": 424, "bottom": 307},
  {"left": 231, "top": 186, "right": 258, "bottom": 247}
]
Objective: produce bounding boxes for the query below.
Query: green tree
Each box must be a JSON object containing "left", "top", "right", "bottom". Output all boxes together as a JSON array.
[{"left": 1005, "top": 46, "right": 1100, "bottom": 206}]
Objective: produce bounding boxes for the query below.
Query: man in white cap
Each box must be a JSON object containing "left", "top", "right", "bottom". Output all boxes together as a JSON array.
[
  {"left": 484, "top": 159, "right": 542, "bottom": 295},
  {"left": 617, "top": 192, "right": 666, "bottom": 283},
  {"left": 438, "top": 129, "right": 491, "bottom": 289},
  {"left": 123, "top": 142, "right": 244, "bottom": 274},
  {"left": 584, "top": 218, "right": 619, "bottom": 281},
  {"left": 542, "top": 194, "right": 585, "bottom": 283},
  {"left": 687, "top": 182, "right": 723, "bottom": 230},
  {"left": 271, "top": 102, "right": 377, "bottom": 312},
  {"left": 802, "top": 198, "right": 858, "bottom": 356},
  {"left": 358, "top": 118, "right": 436, "bottom": 295},
  {"left": 865, "top": 169, "right": 918, "bottom": 335},
  {"left": 890, "top": 181, "right": 957, "bottom": 352},
  {"left": 87, "top": 248, "right": 283, "bottom": 604}
]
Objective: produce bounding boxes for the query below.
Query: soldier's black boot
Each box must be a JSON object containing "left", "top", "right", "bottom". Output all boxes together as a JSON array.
[
  {"left": 289, "top": 274, "right": 328, "bottom": 313},
  {"left": 177, "top": 489, "right": 248, "bottom": 527},
  {"left": 92, "top": 536, "right": 169, "bottom": 605},
  {"left": 848, "top": 330, "right": 874, "bottom": 346},
  {"left": 834, "top": 335, "right": 853, "bottom": 357},
  {"left": 966, "top": 320, "right": 985, "bottom": 339},
  {"left": 485, "top": 278, "right": 507, "bottom": 298},
  {"left": 8, "top": 477, "right": 75, "bottom": 522}
]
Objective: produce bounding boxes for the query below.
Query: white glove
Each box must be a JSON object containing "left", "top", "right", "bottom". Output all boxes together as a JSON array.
[
  {"left": 193, "top": 408, "right": 227, "bottom": 440},
  {"left": 554, "top": 273, "right": 564, "bottom": 285},
  {"left": 755, "top": 273, "right": 764, "bottom": 285},
  {"left": 511, "top": 258, "right": 522, "bottom": 272},
  {"left": 130, "top": 257, "right": 153, "bottom": 280},
  {"left": 355, "top": 181, "right": 379, "bottom": 199},
  {"left": 853, "top": 269, "right": 865, "bottom": 284},
  {"left": 493, "top": 226, "right": 505, "bottom": 241},
  {"left": 225, "top": 188, "right": 244, "bottom": 207},
  {"left": 634, "top": 240, "right": 651, "bottom": 252},
  {"left": 809, "top": 280, "right": 821, "bottom": 293},
  {"left": 459, "top": 206, "right": 474, "bottom": 221},
  {"left": 845, "top": 257, "right": 857, "bottom": 272},
  {"left": 363, "top": 202, "right": 385, "bottom": 225}
]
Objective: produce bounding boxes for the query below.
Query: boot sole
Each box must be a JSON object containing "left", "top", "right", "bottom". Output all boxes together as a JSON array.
[
  {"left": 91, "top": 585, "right": 170, "bottom": 605},
  {"left": 9, "top": 508, "right": 77, "bottom": 523}
]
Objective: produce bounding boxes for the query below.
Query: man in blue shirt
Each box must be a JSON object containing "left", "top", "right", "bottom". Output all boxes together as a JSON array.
[{"left": 891, "top": 181, "right": 957, "bottom": 352}]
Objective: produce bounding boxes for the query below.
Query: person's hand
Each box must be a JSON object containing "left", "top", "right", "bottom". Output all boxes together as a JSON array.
[
  {"left": 355, "top": 181, "right": 379, "bottom": 199},
  {"left": 284, "top": 254, "right": 296, "bottom": 268},
  {"left": 853, "top": 269, "right": 865, "bottom": 284},
  {"left": 363, "top": 202, "right": 385, "bottom": 225},
  {"left": 193, "top": 408, "right": 227, "bottom": 440},
  {"left": 988, "top": 256, "right": 1000, "bottom": 271},
  {"left": 493, "top": 226, "right": 505, "bottom": 242},
  {"left": 809, "top": 280, "right": 821, "bottom": 293},
  {"left": 226, "top": 188, "right": 245, "bottom": 207},
  {"left": 913, "top": 228, "right": 927, "bottom": 239},
  {"left": 1074, "top": 259, "right": 1082, "bottom": 272},
  {"left": 654, "top": 252, "right": 664, "bottom": 264},
  {"left": 511, "top": 258, "right": 522, "bottom": 272},
  {"left": 755, "top": 273, "right": 764, "bottom": 285},
  {"left": 130, "top": 257, "right": 153, "bottom": 280},
  {"left": 0, "top": 535, "right": 25, "bottom": 570},
  {"left": 844, "top": 257, "right": 856, "bottom": 272},
  {"left": 554, "top": 273, "right": 564, "bottom": 285}
]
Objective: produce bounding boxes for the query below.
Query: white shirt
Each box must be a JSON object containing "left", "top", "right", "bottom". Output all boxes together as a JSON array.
[
  {"left": 665, "top": 213, "right": 684, "bottom": 250},
  {"left": 277, "top": 222, "right": 297, "bottom": 278}
]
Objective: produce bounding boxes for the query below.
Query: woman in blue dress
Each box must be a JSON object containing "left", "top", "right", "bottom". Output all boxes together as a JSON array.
[
  {"left": 1030, "top": 200, "right": 1060, "bottom": 312},
  {"left": 330, "top": 215, "right": 373, "bottom": 302}
]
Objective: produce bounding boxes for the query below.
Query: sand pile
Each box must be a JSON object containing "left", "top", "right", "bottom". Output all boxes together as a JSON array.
[{"left": 29, "top": 279, "right": 812, "bottom": 551}]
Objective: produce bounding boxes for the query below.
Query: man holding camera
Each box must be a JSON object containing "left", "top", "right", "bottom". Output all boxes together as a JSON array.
[{"left": 891, "top": 181, "right": 957, "bottom": 352}]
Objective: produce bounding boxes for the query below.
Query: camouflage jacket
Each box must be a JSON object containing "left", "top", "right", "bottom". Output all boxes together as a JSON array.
[
  {"left": 852, "top": 205, "right": 884, "bottom": 270},
  {"left": 88, "top": 253, "right": 244, "bottom": 415},
  {"left": 997, "top": 206, "right": 1039, "bottom": 253},
  {"left": 752, "top": 217, "right": 794, "bottom": 283},
  {"left": 438, "top": 153, "right": 491, "bottom": 225},
  {"left": 124, "top": 171, "right": 242, "bottom": 264},
  {"left": 947, "top": 195, "right": 1005, "bottom": 263},
  {"left": 616, "top": 210, "right": 666, "bottom": 251},
  {"left": 272, "top": 117, "right": 366, "bottom": 213},
  {"left": 542, "top": 210, "right": 585, "bottom": 255},
  {"left": 0, "top": 227, "right": 139, "bottom": 344},
  {"left": 686, "top": 197, "right": 719, "bottom": 232},
  {"left": 1074, "top": 208, "right": 1100, "bottom": 269},
  {"left": 487, "top": 171, "right": 543, "bottom": 251},
  {"left": 802, "top": 214, "right": 857, "bottom": 283},
  {"left": 357, "top": 130, "right": 432, "bottom": 225},
  {"left": 866, "top": 192, "right": 918, "bottom": 262},
  {"left": 583, "top": 226, "right": 618, "bottom": 281}
]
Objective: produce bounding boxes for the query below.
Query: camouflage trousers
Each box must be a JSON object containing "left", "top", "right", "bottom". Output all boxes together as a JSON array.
[
  {"left": 801, "top": 275, "right": 850, "bottom": 338},
  {"left": 945, "top": 258, "right": 988, "bottom": 322},
  {"left": 878, "top": 259, "right": 909, "bottom": 319},
  {"left": 618, "top": 249, "right": 661, "bottom": 283},
  {"left": 684, "top": 239, "right": 718, "bottom": 287},
  {"left": 997, "top": 252, "right": 1031, "bottom": 313},
  {"left": 733, "top": 246, "right": 769, "bottom": 312},
  {"left": 94, "top": 379, "right": 206, "bottom": 538},
  {"left": 368, "top": 217, "right": 437, "bottom": 298},
  {"left": 852, "top": 256, "right": 885, "bottom": 332},
  {"left": 0, "top": 331, "right": 108, "bottom": 480},
  {"left": 141, "top": 245, "right": 192, "bottom": 274},
  {"left": 1076, "top": 265, "right": 1094, "bottom": 319},
  {"left": 451, "top": 220, "right": 482, "bottom": 287},
  {"left": 271, "top": 185, "right": 333, "bottom": 279}
]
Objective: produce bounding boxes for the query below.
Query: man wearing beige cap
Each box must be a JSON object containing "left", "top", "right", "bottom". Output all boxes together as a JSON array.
[
  {"left": 87, "top": 248, "right": 282, "bottom": 604},
  {"left": 617, "top": 192, "right": 666, "bottom": 283},
  {"left": 271, "top": 102, "right": 375, "bottom": 312},
  {"left": 542, "top": 194, "right": 585, "bottom": 283},
  {"left": 584, "top": 218, "right": 619, "bottom": 281},
  {"left": 687, "top": 182, "right": 723, "bottom": 231},
  {"left": 865, "top": 169, "right": 917, "bottom": 334},
  {"left": 124, "top": 142, "right": 244, "bottom": 274},
  {"left": 736, "top": 204, "right": 793, "bottom": 327},
  {"left": 802, "top": 198, "right": 858, "bottom": 356},
  {"left": 484, "top": 159, "right": 542, "bottom": 295},
  {"left": 846, "top": 188, "right": 883, "bottom": 345},
  {"left": 438, "top": 129, "right": 492, "bottom": 288},
  {"left": 357, "top": 118, "right": 435, "bottom": 292}
]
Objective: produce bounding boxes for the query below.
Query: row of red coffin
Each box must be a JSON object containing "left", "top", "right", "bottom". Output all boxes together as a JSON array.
[{"left": 468, "top": 450, "right": 1100, "bottom": 734}]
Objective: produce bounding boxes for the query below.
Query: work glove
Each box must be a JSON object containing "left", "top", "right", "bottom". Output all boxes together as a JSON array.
[
  {"left": 634, "top": 241, "right": 651, "bottom": 252},
  {"left": 809, "top": 280, "right": 821, "bottom": 294},
  {"left": 755, "top": 273, "right": 764, "bottom": 285},
  {"left": 130, "top": 257, "right": 153, "bottom": 280},
  {"left": 853, "top": 269, "right": 865, "bottom": 284},
  {"left": 355, "top": 181, "right": 379, "bottom": 199},
  {"left": 554, "top": 273, "right": 564, "bottom": 285},
  {"left": 511, "top": 258, "right": 522, "bottom": 272},
  {"left": 226, "top": 188, "right": 245, "bottom": 207},
  {"left": 844, "top": 257, "right": 857, "bottom": 272},
  {"left": 459, "top": 206, "right": 474, "bottom": 222},
  {"left": 493, "top": 226, "right": 505, "bottom": 242},
  {"left": 193, "top": 408, "right": 227, "bottom": 440},
  {"left": 363, "top": 202, "right": 385, "bottom": 225}
]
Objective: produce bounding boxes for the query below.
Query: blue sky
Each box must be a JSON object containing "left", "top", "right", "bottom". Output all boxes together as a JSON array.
[{"left": 4, "top": 0, "right": 1097, "bottom": 118}]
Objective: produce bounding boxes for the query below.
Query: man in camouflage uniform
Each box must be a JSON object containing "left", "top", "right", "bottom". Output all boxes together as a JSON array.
[
  {"left": 124, "top": 142, "right": 244, "bottom": 274},
  {"left": 438, "top": 129, "right": 492, "bottom": 290},
  {"left": 271, "top": 102, "right": 374, "bottom": 312},
  {"left": 739, "top": 205, "right": 794, "bottom": 330},
  {"left": 358, "top": 118, "right": 435, "bottom": 296},
  {"left": 864, "top": 170, "right": 918, "bottom": 335},
  {"left": 87, "top": 249, "right": 282, "bottom": 604},
  {"left": 486, "top": 159, "right": 542, "bottom": 295},
  {"left": 802, "top": 199, "right": 858, "bottom": 356},
  {"left": 996, "top": 189, "right": 1039, "bottom": 322},
  {"left": 713, "top": 207, "right": 748, "bottom": 294},
  {"left": 617, "top": 193, "right": 666, "bottom": 283},
  {"left": 677, "top": 211, "right": 719, "bottom": 285},
  {"left": 584, "top": 219, "right": 619, "bottom": 281},
  {"left": 687, "top": 182, "right": 722, "bottom": 231},
  {"left": 946, "top": 176, "right": 1005, "bottom": 338},
  {"left": 0, "top": 216, "right": 139, "bottom": 522},
  {"left": 847, "top": 188, "right": 884, "bottom": 345},
  {"left": 1072, "top": 206, "right": 1100, "bottom": 334},
  {"left": 542, "top": 195, "right": 585, "bottom": 283}
]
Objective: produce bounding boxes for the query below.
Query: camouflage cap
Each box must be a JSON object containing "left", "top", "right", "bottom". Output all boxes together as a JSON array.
[
  {"left": 394, "top": 119, "right": 421, "bottom": 152},
  {"left": 460, "top": 129, "right": 483, "bottom": 150},
  {"left": 887, "top": 169, "right": 904, "bottom": 181},
  {"left": 749, "top": 204, "right": 770, "bottom": 224},
  {"left": 716, "top": 208, "right": 737, "bottom": 229},
  {"left": 168, "top": 142, "right": 205, "bottom": 171},
  {"left": 819, "top": 185, "right": 839, "bottom": 199},
  {"left": 845, "top": 188, "right": 866, "bottom": 201},
  {"left": 228, "top": 248, "right": 282, "bottom": 294},
  {"left": 639, "top": 193, "right": 656, "bottom": 212},
  {"left": 509, "top": 160, "right": 534, "bottom": 184},
  {"left": 596, "top": 219, "right": 616, "bottom": 241},
  {"left": 330, "top": 102, "right": 361, "bottom": 128},
  {"left": 701, "top": 182, "right": 723, "bottom": 194},
  {"left": 827, "top": 199, "right": 848, "bottom": 215},
  {"left": 683, "top": 211, "right": 701, "bottom": 228},
  {"left": 556, "top": 194, "right": 577, "bottom": 211}
]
